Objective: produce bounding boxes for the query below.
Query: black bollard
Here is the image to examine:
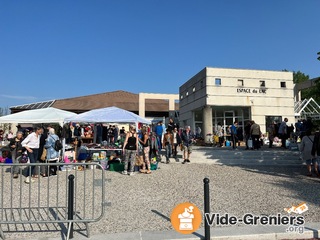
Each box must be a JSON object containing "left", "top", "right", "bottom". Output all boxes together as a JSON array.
[
  {"left": 68, "top": 174, "right": 75, "bottom": 239},
  {"left": 203, "top": 177, "right": 210, "bottom": 240}
]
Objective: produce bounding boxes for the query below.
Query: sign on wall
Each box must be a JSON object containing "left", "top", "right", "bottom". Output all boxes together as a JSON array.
[{"left": 237, "top": 88, "right": 267, "bottom": 94}]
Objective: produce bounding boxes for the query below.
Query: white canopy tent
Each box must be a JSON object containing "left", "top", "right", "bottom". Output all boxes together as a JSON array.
[
  {"left": 64, "top": 106, "right": 151, "bottom": 125},
  {"left": 0, "top": 107, "right": 77, "bottom": 126}
]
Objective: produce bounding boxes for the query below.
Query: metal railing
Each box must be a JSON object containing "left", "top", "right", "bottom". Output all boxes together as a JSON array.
[{"left": 0, "top": 162, "right": 106, "bottom": 240}]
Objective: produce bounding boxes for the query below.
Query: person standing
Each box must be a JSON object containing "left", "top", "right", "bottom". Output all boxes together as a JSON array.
[
  {"left": 167, "top": 118, "right": 178, "bottom": 133},
  {"left": 301, "top": 130, "right": 318, "bottom": 177},
  {"left": 122, "top": 125, "right": 138, "bottom": 176},
  {"left": 278, "top": 118, "right": 288, "bottom": 149},
  {"left": 216, "top": 122, "right": 224, "bottom": 147},
  {"left": 195, "top": 126, "right": 202, "bottom": 139},
  {"left": 74, "top": 123, "right": 82, "bottom": 139},
  {"left": 163, "top": 129, "right": 173, "bottom": 164},
  {"left": 267, "top": 122, "right": 277, "bottom": 148},
  {"left": 244, "top": 121, "right": 252, "bottom": 150},
  {"left": 38, "top": 126, "right": 48, "bottom": 176},
  {"left": 113, "top": 125, "right": 119, "bottom": 143},
  {"left": 155, "top": 121, "right": 163, "bottom": 150},
  {"left": 172, "top": 127, "right": 182, "bottom": 160},
  {"left": 250, "top": 121, "right": 261, "bottom": 150},
  {"left": 21, "top": 127, "right": 43, "bottom": 183},
  {"left": 9, "top": 131, "right": 24, "bottom": 178},
  {"left": 230, "top": 121, "right": 238, "bottom": 150},
  {"left": 181, "top": 126, "right": 195, "bottom": 164},
  {"left": 44, "top": 128, "right": 60, "bottom": 177},
  {"left": 138, "top": 126, "right": 151, "bottom": 174},
  {"left": 311, "top": 129, "right": 320, "bottom": 176},
  {"left": 96, "top": 123, "right": 103, "bottom": 144}
]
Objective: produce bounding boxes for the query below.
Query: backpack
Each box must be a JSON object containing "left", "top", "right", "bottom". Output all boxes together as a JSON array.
[{"left": 51, "top": 136, "right": 62, "bottom": 151}]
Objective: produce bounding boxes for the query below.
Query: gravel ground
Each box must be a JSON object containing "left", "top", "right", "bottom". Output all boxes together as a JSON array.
[{"left": 1, "top": 150, "right": 320, "bottom": 239}]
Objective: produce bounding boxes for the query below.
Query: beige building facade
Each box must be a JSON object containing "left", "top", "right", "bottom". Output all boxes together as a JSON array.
[{"left": 179, "top": 67, "right": 295, "bottom": 138}]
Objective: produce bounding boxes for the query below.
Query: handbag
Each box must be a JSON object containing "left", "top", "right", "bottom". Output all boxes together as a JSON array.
[
  {"left": 40, "top": 147, "right": 47, "bottom": 161},
  {"left": 248, "top": 138, "right": 253, "bottom": 149},
  {"left": 17, "top": 153, "right": 29, "bottom": 163},
  {"left": 180, "top": 144, "right": 184, "bottom": 151}
]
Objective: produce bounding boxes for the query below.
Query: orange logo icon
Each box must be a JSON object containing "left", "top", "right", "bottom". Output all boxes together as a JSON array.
[{"left": 170, "top": 202, "right": 202, "bottom": 234}]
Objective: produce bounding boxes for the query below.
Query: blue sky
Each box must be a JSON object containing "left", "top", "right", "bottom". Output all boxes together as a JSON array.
[{"left": 0, "top": 0, "right": 319, "bottom": 109}]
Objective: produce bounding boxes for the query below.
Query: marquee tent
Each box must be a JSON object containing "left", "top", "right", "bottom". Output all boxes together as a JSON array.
[
  {"left": 64, "top": 106, "right": 151, "bottom": 124},
  {"left": 0, "top": 107, "right": 77, "bottom": 126}
]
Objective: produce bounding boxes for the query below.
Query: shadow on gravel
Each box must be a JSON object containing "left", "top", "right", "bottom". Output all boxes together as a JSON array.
[
  {"left": 0, "top": 207, "right": 88, "bottom": 240},
  {"left": 151, "top": 209, "right": 204, "bottom": 239}
]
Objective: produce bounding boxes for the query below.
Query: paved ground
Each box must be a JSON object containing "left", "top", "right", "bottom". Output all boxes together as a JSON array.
[{"left": 2, "top": 145, "right": 320, "bottom": 240}]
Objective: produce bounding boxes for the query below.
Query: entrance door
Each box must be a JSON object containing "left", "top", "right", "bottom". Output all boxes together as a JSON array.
[{"left": 224, "top": 111, "right": 235, "bottom": 135}]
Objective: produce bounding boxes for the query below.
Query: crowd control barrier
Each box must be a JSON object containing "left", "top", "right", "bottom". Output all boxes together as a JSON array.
[{"left": 0, "top": 162, "right": 106, "bottom": 240}]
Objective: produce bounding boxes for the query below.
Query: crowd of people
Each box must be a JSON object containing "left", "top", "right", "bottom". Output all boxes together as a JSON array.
[
  {"left": 5, "top": 125, "right": 61, "bottom": 183},
  {"left": 120, "top": 118, "right": 196, "bottom": 176},
  {"left": 2, "top": 116, "right": 319, "bottom": 178}
]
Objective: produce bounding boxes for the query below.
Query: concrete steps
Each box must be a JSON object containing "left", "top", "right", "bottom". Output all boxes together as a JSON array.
[{"left": 173, "top": 146, "right": 303, "bottom": 166}]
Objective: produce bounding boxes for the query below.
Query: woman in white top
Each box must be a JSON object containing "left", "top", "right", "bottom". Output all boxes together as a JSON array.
[{"left": 21, "top": 127, "right": 43, "bottom": 183}]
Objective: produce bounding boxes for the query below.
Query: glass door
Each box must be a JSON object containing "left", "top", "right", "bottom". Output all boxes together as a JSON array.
[{"left": 224, "top": 111, "right": 235, "bottom": 135}]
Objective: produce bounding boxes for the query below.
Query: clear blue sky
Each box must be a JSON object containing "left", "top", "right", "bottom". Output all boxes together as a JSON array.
[{"left": 0, "top": 0, "right": 319, "bottom": 109}]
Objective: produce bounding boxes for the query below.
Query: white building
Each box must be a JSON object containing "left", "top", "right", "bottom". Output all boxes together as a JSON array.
[{"left": 179, "top": 67, "right": 295, "bottom": 138}]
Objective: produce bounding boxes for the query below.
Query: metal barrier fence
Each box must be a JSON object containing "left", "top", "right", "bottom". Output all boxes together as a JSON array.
[{"left": 0, "top": 162, "right": 106, "bottom": 240}]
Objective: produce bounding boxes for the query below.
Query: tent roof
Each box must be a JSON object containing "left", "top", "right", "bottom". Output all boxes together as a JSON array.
[
  {"left": 64, "top": 106, "right": 151, "bottom": 124},
  {"left": 0, "top": 107, "right": 77, "bottom": 126}
]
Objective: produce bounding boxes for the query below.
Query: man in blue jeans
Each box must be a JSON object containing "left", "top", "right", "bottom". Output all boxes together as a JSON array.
[
  {"left": 230, "top": 121, "right": 238, "bottom": 149},
  {"left": 21, "top": 127, "right": 43, "bottom": 183},
  {"left": 155, "top": 121, "right": 163, "bottom": 151}
]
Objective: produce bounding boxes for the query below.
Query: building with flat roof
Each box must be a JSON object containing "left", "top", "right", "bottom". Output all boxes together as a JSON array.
[
  {"left": 10, "top": 90, "right": 179, "bottom": 121},
  {"left": 179, "top": 67, "right": 295, "bottom": 137}
]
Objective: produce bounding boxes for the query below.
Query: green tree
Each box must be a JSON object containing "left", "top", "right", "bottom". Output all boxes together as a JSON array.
[
  {"left": 308, "top": 77, "right": 320, "bottom": 103},
  {"left": 293, "top": 70, "right": 309, "bottom": 84},
  {"left": 292, "top": 71, "right": 313, "bottom": 99}
]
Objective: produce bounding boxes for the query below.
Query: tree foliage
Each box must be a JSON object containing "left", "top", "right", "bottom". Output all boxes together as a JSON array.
[
  {"left": 308, "top": 77, "right": 320, "bottom": 103},
  {"left": 283, "top": 70, "right": 318, "bottom": 102},
  {"left": 293, "top": 70, "right": 309, "bottom": 84}
]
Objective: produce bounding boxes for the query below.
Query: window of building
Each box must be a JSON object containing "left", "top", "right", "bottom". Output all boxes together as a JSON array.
[
  {"left": 260, "top": 81, "right": 265, "bottom": 87},
  {"left": 238, "top": 79, "right": 244, "bottom": 86},
  {"left": 193, "top": 86, "right": 196, "bottom": 92},
  {"left": 280, "top": 82, "right": 286, "bottom": 88},
  {"left": 186, "top": 91, "right": 189, "bottom": 96},
  {"left": 200, "top": 80, "right": 203, "bottom": 88},
  {"left": 180, "top": 95, "right": 183, "bottom": 100},
  {"left": 215, "top": 78, "right": 221, "bottom": 85}
]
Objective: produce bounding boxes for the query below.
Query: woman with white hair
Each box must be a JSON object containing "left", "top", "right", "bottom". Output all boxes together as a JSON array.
[{"left": 43, "top": 128, "right": 60, "bottom": 177}]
